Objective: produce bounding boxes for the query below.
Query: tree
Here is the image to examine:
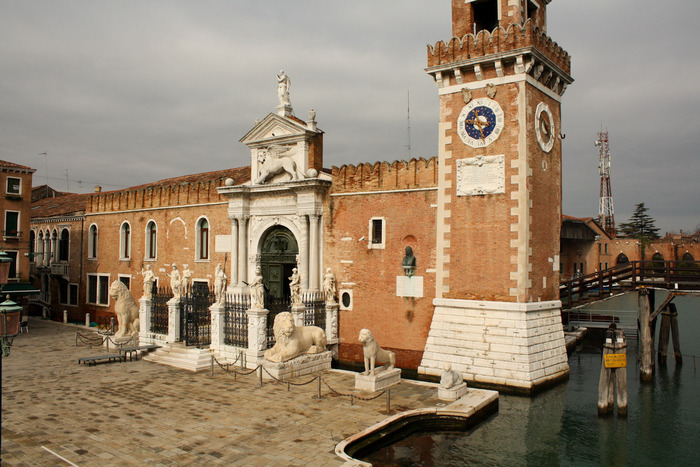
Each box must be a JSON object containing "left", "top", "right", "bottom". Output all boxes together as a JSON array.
[{"left": 619, "top": 203, "right": 660, "bottom": 240}]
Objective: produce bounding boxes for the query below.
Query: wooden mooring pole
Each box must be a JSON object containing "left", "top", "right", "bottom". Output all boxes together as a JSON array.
[
  {"left": 658, "top": 303, "right": 682, "bottom": 365},
  {"left": 638, "top": 288, "right": 654, "bottom": 382},
  {"left": 598, "top": 324, "right": 628, "bottom": 416}
]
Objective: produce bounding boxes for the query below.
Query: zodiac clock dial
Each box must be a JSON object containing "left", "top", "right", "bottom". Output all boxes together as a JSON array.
[
  {"left": 457, "top": 98, "right": 504, "bottom": 148},
  {"left": 535, "top": 102, "right": 555, "bottom": 152}
]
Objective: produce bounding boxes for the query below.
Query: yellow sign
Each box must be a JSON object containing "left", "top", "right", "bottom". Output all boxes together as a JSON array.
[{"left": 604, "top": 353, "right": 627, "bottom": 369}]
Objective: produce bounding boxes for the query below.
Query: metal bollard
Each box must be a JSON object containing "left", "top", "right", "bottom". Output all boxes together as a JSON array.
[
  {"left": 317, "top": 376, "right": 321, "bottom": 399},
  {"left": 386, "top": 388, "right": 391, "bottom": 413},
  {"left": 258, "top": 366, "right": 263, "bottom": 387},
  {"left": 85, "top": 313, "right": 90, "bottom": 327},
  {"left": 63, "top": 310, "right": 68, "bottom": 323},
  {"left": 210, "top": 356, "right": 214, "bottom": 376},
  {"left": 110, "top": 317, "right": 115, "bottom": 334}
]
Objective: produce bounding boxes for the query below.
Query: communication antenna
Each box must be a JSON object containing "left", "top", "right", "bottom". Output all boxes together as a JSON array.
[
  {"left": 594, "top": 130, "right": 616, "bottom": 237},
  {"left": 406, "top": 90, "right": 412, "bottom": 159}
]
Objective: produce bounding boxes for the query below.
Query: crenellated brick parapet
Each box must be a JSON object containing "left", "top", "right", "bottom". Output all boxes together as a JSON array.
[
  {"left": 428, "top": 20, "right": 570, "bottom": 73},
  {"left": 427, "top": 20, "right": 572, "bottom": 97},
  {"left": 87, "top": 167, "right": 249, "bottom": 213},
  {"left": 330, "top": 157, "right": 438, "bottom": 193}
]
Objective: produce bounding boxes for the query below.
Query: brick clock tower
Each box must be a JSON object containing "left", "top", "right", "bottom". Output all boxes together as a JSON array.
[{"left": 419, "top": 0, "right": 573, "bottom": 393}]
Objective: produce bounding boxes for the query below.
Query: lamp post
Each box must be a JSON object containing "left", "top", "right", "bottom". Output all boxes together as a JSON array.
[{"left": 0, "top": 249, "right": 21, "bottom": 357}]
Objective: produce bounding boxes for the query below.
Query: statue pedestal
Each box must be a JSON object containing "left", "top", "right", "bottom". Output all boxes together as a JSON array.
[
  {"left": 263, "top": 351, "right": 332, "bottom": 381},
  {"left": 438, "top": 382, "right": 468, "bottom": 401},
  {"left": 355, "top": 367, "right": 401, "bottom": 393}
]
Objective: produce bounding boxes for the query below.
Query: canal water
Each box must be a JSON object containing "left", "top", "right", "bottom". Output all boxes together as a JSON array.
[{"left": 362, "top": 292, "right": 700, "bottom": 466}]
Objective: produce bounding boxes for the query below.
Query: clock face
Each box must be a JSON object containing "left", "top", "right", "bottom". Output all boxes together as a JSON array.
[
  {"left": 535, "top": 102, "right": 555, "bottom": 152},
  {"left": 457, "top": 98, "right": 504, "bottom": 148}
]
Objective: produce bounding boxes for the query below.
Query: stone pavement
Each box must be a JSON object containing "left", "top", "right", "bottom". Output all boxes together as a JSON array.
[{"left": 1, "top": 318, "right": 444, "bottom": 466}]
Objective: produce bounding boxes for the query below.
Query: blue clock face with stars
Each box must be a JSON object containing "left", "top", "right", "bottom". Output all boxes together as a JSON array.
[{"left": 457, "top": 98, "right": 504, "bottom": 148}]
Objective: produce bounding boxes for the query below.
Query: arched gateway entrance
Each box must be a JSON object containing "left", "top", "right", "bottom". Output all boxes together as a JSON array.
[{"left": 259, "top": 226, "right": 298, "bottom": 301}]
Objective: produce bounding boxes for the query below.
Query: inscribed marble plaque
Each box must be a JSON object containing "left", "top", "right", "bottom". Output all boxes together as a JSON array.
[{"left": 456, "top": 155, "right": 505, "bottom": 196}]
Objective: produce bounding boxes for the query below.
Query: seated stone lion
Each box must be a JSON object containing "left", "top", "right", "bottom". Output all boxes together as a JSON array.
[
  {"left": 359, "top": 328, "right": 396, "bottom": 376},
  {"left": 109, "top": 280, "right": 140, "bottom": 338},
  {"left": 264, "top": 312, "right": 327, "bottom": 363}
]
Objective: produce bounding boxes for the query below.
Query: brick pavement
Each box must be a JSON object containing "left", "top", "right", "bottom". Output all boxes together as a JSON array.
[{"left": 1, "top": 318, "right": 444, "bottom": 466}]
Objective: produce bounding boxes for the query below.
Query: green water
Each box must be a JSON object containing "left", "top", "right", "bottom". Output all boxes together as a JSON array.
[{"left": 363, "top": 292, "right": 700, "bottom": 466}]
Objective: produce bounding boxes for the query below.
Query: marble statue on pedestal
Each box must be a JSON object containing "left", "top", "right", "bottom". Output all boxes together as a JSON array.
[
  {"left": 109, "top": 280, "right": 140, "bottom": 337},
  {"left": 359, "top": 329, "right": 396, "bottom": 376},
  {"left": 250, "top": 266, "right": 265, "bottom": 309},
  {"left": 440, "top": 363, "right": 464, "bottom": 389},
  {"left": 264, "top": 312, "right": 327, "bottom": 363},
  {"left": 181, "top": 264, "right": 192, "bottom": 294},
  {"left": 214, "top": 264, "right": 227, "bottom": 304},
  {"left": 289, "top": 268, "right": 302, "bottom": 306},
  {"left": 167, "top": 264, "right": 182, "bottom": 300},
  {"left": 277, "top": 70, "right": 291, "bottom": 106},
  {"left": 323, "top": 268, "right": 337, "bottom": 304},
  {"left": 141, "top": 265, "right": 155, "bottom": 299}
]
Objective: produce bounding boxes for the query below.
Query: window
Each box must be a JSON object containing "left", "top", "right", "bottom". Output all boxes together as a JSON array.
[
  {"left": 87, "top": 274, "right": 110, "bottom": 306},
  {"left": 29, "top": 230, "right": 35, "bottom": 263},
  {"left": 146, "top": 221, "right": 157, "bottom": 259},
  {"left": 4, "top": 211, "right": 19, "bottom": 238},
  {"left": 616, "top": 253, "right": 629, "bottom": 265},
  {"left": 58, "top": 228, "right": 69, "bottom": 262},
  {"left": 51, "top": 230, "right": 58, "bottom": 263},
  {"left": 88, "top": 224, "right": 98, "bottom": 259},
  {"left": 526, "top": 0, "right": 539, "bottom": 23},
  {"left": 369, "top": 218, "right": 385, "bottom": 249},
  {"left": 69, "top": 284, "right": 79, "bottom": 306},
  {"left": 6, "top": 251, "right": 18, "bottom": 279},
  {"left": 6, "top": 177, "right": 21, "bottom": 195},
  {"left": 196, "top": 217, "right": 209, "bottom": 260},
  {"left": 120, "top": 222, "right": 131, "bottom": 259},
  {"left": 119, "top": 275, "right": 130, "bottom": 290},
  {"left": 472, "top": 0, "right": 498, "bottom": 33},
  {"left": 59, "top": 281, "right": 68, "bottom": 304}
]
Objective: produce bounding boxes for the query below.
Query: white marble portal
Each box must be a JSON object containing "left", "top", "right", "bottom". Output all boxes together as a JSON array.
[{"left": 355, "top": 367, "right": 401, "bottom": 392}]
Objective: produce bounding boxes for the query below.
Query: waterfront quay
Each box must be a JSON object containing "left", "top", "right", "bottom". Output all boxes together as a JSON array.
[{"left": 1, "top": 318, "right": 447, "bottom": 466}]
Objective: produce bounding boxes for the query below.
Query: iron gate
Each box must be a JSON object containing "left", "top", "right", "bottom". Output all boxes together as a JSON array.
[{"left": 180, "top": 286, "right": 214, "bottom": 348}]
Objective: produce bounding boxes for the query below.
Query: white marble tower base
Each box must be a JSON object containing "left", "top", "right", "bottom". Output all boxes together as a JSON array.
[
  {"left": 355, "top": 367, "right": 401, "bottom": 392},
  {"left": 419, "top": 298, "right": 569, "bottom": 393}
]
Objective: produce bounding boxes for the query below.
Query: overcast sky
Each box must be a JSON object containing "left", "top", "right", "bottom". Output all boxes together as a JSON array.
[{"left": 2, "top": 1, "right": 698, "bottom": 234}]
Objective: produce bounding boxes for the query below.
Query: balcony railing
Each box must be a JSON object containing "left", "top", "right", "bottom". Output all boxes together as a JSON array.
[
  {"left": 3, "top": 230, "right": 21, "bottom": 241},
  {"left": 50, "top": 263, "right": 70, "bottom": 277}
]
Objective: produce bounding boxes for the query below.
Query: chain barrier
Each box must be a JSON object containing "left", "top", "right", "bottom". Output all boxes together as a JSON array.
[
  {"left": 209, "top": 355, "right": 391, "bottom": 408},
  {"left": 102, "top": 334, "right": 137, "bottom": 350},
  {"left": 75, "top": 331, "right": 104, "bottom": 347}
]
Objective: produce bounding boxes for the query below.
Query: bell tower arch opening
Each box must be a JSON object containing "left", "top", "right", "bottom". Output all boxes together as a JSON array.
[{"left": 259, "top": 226, "right": 299, "bottom": 301}]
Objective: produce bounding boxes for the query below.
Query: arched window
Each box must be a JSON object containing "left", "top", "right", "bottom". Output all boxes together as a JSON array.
[
  {"left": 196, "top": 217, "right": 209, "bottom": 260},
  {"left": 616, "top": 253, "right": 629, "bottom": 265},
  {"left": 51, "top": 229, "right": 58, "bottom": 263},
  {"left": 59, "top": 228, "right": 69, "bottom": 262},
  {"left": 120, "top": 222, "right": 131, "bottom": 259},
  {"left": 88, "top": 224, "right": 98, "bottom": 259},
  {"left": 146, "top": 221, "right": 157, "bottom": 259},
  {"left": 682, "top": 252, "right": 694, "bottom": 262},
  {"left": 29, "top": 230, "right": 36, "bottom": 263}
]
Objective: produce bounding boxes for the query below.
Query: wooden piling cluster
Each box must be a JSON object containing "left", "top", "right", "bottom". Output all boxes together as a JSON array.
[
  {"left": 598, "top": 324, "right": 628, "bottom": 416},
  {"left": 658, "top": 303, "right": 682, "bottom": 366}
]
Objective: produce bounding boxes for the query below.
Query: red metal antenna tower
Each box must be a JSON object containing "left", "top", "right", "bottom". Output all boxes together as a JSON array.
[{"left": 595, "top": 130, "right": 616, "bottom": 237}]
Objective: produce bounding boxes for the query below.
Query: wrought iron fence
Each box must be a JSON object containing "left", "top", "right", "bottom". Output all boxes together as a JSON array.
[
  {"left": 150, "top": 286, "right": 170, "bottom": 336},
  {"left": 266, "top": 296, "right": 290, "bottom": 349},
  {"left": 180, "top": 286, "right": 214, "bottom": 348},
  {"left": 303, "top": 291, "right": 325, "bottom": 329},
  {"left": 224, "top": 293, "right": 250, "bottom": 348}
]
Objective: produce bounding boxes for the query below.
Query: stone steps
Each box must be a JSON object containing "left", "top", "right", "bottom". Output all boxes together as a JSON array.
[{"left": 143, "top": 342, "right": 213, "bottom": 372}]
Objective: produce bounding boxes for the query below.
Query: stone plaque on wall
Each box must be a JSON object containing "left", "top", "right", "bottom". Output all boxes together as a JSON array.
[{"left": 456, "top": 155, "right": 505, "bottom": 196}]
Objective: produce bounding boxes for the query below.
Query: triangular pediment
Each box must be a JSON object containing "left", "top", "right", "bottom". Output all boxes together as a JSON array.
[{"left": 240, "top": 113, "right": 310, "bottom": 146}]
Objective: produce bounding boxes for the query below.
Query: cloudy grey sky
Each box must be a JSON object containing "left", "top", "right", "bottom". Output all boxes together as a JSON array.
[{"left": 2, "top": 1, "right": 698, "bottom": 234}]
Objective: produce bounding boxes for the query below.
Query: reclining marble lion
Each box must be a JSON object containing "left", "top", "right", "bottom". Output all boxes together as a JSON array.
[{"left": 264, "top": 312, "right": 327, "bottom": 363}]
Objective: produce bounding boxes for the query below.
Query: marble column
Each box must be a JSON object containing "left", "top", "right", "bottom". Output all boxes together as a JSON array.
[
  {"left": 167, "top": 297, "right": 181, "bottom": 343},
  {"left": 230, "top": 218, "right": 239, "bottom": 286},
  {"left": 237, "top": 216, "right": 248, "bottom": 286},
  {"left": 299, "top": 215, "right": 309, "bottom": 290},
  {"left": 309, "top": 214, "right": 320, "bottom": 290}
]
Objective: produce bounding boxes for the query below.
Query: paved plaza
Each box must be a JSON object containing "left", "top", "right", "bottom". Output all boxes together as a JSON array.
[{"left": 1, "top": 318, "right": 444, "bottom": 466}]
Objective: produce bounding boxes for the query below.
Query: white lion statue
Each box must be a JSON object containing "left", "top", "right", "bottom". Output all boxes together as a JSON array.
[
  {"left": 359, "top": 328, "right": 396, "bottom": 376},
  {"left": 264, "top": 312, "right": 327, "bottom": 363},
  {"left": 109, "top": 280, "right": 140, "bottom": 338}
]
